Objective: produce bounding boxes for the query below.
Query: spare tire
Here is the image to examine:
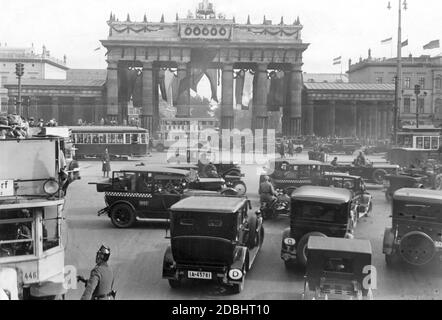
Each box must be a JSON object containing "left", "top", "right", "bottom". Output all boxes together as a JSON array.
[
  {"left": 297, "top": 232, "right": 327, "bottom": 267},
  {"left": 399, "top": 231, "right": 436, "bottom": 266},
  {"left": 372, "top": 169, "right": 387, "bottom": 184}
]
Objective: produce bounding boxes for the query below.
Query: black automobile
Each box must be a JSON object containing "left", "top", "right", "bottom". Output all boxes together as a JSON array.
[
  {"left": 320, "top": 173, "right": 373, "bottom": 223},
  {"left": 383, "top": 173, "right": 427, "bottom": 202},
  {"left": 165, "top": 163, "right": 247, "bottom": 196},
  {"left": 260, "top": 160, "right": 327, "bottom": 194},
  {"left": 303, "top": 236, "right": 374, "bottom": 300},
  {"left": 383, "top": 188, "right": 442, "bottom": 267},
  {"left": 321, "top": 138, "right": 361, "bottom": 155},
  {"left": 281, "top": 186, "right": 356, "bottom": 268},
  {"left": 91, "top": 166, "right": 236, "bottom": 228},
  {"left": 162, "top": 196, "right": 264, "bottom": 294},
  {"left": 333, "top": 162, "right": 399, "bottom": 185}
]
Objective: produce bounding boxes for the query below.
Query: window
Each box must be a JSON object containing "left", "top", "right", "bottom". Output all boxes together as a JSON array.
[
  {"left": 436, "top": 78, "right": 442, "bottom": 89},
  {"left": 431, "top": 137, "right": 439, "bottom": 150},
  {"left": 403, "top": 97, "right": 411, "bottom": 113},
  {"left": 113, "top": 172, "right": 137, "bottom": 192},
  {"left": 98, "top": 134, "right": 107, "bottom": 144},
  {"left": 76, "top": 134, "right": 84, "bottom": 144},
  {"left": 376, "top": 77, "right": 383, "bottom": 84},
  {"left": 91, "top": 134, "right": 99, "bottom": 144},
  {"left": 419, "top": 77, "right": 425, "bottom": 88},
  {"left": 418, "top": 98, "right": 425, "bottom": 114},
  {"left": 109, "top": 133, "right": 116, "bottom": 144},
  {"left": 0, "top": 209, "right": 34, "bottom": 257},
  {"left": 116, "top": 134, "right": 124, "bottom": 144},
  {"left": 42, "top": 206, "right": 61, "bottom": 251},
  {"left": 404, "top": 77, "right": 411, "bottom": 89}
]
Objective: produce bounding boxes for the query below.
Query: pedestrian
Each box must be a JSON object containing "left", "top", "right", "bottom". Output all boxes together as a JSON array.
[
  {"left": 102, "top": 148, "right": 111, "bottom": 178},
  {"left": 279, "top": 140, "right": 286, "bottom": 159},
  {"left": 78, "top": 245, "right": 115, "bottom": 300}
]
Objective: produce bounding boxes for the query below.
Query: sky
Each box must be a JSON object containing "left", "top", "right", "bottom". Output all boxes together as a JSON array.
[{"left": 0, "top": 0, "right": 441, "bottom": 73}]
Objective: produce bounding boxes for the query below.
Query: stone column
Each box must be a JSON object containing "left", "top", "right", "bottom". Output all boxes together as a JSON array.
[
  {"left": 374, "top": 104, "right": 380, "bottom": 140},
  {"left": 253, "top": 63, "right": 269, "bottom": 132},
  {"left": 351, "top": 102, "right": 357, "bottom": 137},
  {"left": 51, "top": 96, "right": 59, "bottom": 122},
  {"left": 106, "top": 60, "right": 119, "bottom": 123},
  {"left": 221, "top": 64, "right": 234, "bottom": 130},
  {"left": 284, "top": 63, "right": 303, "bottom": 137},
  {"left": 329, "top": 101, "right": 336, "bottom": 137},
  {"left": 380, "top": 107, "right": 386, "bottom": 139},
  {"left": 73, "top": 96, "right": 81, "bottom": 125},
  {"left": 357, "top": 105, "right": 362, "bottom": 138},
  {"left": 141, "top": 62, "right": 154, "bottom": 133},
  {"left": 306, "top": 101, "right": 314, "bottom": 135},
  {"left": 361, "top": 106, "right": 367, "bottom": 139},
  {"left": 386, "top": 103, "right": 393, "bottom": 140},
  {"left": 175, "top": 62, "right": 190, "bottom": 118}
]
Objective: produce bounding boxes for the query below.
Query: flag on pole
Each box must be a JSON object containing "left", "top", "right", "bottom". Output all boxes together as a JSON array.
[
  {"left": 381, "top": 37, "right": 393, "bottom": 44},
  {"left": 401, "top": 39, "right": 408, "bottom": 48},
  {"left": 333, "top": 56, "right": 342, "bottom": 65},
  {"left": 423, "top": 39, "right": 440, "bottom": 50}
]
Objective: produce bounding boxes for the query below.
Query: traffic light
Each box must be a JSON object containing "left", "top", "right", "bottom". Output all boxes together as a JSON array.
[{"left": 15, "top": 63, "right": 24, "bottom": 77}]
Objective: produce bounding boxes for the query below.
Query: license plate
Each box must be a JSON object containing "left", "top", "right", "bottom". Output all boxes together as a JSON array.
[
  {"left": 188, "top": 271, "right": 212, "bottom": 280},
  {"left": 435, "top": 241, "right": 442, "bottom": 248},
  {"left": 0, "top": 180, "right": 14, "bottom": 197}
]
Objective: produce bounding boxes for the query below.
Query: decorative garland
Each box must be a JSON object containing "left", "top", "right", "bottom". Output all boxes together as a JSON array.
[
  {"left": 246, "top": 27, "right": 299, "bottom": 37},
  {"left": 111, "top": 25, "right": 162, "bottom": 33}
]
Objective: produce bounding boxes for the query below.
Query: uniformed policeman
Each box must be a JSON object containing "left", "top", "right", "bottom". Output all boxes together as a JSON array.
[
  {"left": 259, "top": 176, "right": 277, "bottom": 205},
  {"left": 79, "top": 245, "right": 115, "bottom": 300}
]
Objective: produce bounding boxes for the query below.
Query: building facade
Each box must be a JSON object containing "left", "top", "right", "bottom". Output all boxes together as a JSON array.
[{"left": 348, "top": 55, "right": 442, "bottom": 126}]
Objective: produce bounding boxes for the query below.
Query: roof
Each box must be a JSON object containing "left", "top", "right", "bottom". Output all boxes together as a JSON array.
[
  {"left": 324, "top": 172, "right": 361, "bottom": 180},
  {"left": 171, "top": 196, "right": 247, "bottom": 214},
  {"left": 70, "top": 126, "right": 147, "bottom": 133},
  {"left": 308, "top": 236, "right": 372, "bottom": 255},
  {"left": 119, "top": 166, "right": 189, "bottom": 176},
  {"left": 303, "top": 73, "right": 349, "bottom": 83},
  {"left": 393, "top": 188, "right": 442, "bottom": 203},
  {"left": 292, "top": 186, "right": 353, "bottom": 204},
  {"left": 304, "top": 82, "right": 395, "bottom": 91},
  {"left": 273, "top": 160, "right": 324, "bottom": 166},
  {"left": 4, "top": 79, "right": 105, "bottom": 88}
]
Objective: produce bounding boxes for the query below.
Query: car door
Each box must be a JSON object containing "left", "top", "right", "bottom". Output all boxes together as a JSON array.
[
  {"left": 133, "top": 172, "right": 156, "bottom": 218},
  {"left": 148, "top": 173, "right": 183, "bottom": 218}
]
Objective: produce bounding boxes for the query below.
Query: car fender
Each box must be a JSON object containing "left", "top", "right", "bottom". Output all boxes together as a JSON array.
[
  {"left": 231, "top": 246, "right": 249, "bottom": 272},
  {"left": 162, "top": 246, "right": 176, "bottom": 279},
  {"left": 383, "top": 228, "right": 395, "bottom": 255},
  {"left": 281, "top": 228, "right": 293, "bottom": 251},
  {"left": 108, "top": 200, "right": 136, "bottom": 217}
]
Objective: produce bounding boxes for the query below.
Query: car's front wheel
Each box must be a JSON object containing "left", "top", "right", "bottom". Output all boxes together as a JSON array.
[{"left": 110, "top": 204, "right": 136, "bottom": 228}]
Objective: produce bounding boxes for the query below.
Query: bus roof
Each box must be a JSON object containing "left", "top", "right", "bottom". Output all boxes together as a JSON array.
[{"left": 69, "top": 126, "right": 147, "bottom": 133}]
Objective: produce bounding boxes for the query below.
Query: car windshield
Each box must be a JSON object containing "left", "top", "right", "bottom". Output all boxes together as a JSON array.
[
  {"left": 293, "top": 201, "right": 348, "bottom": 223},
  {"left": 323, "top": 257, "right": 354, "bottom": 275}
]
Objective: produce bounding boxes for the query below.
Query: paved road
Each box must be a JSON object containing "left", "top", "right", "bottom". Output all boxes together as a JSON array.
[{"left": 65, "top": 152, "right": 442, "bottom": 300}]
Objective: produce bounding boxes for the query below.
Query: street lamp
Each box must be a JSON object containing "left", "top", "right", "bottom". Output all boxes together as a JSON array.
[
  {"left": 388, "top": 0, "right": 408, "bottom": 145},
  {"left": 414, "top": 84, "right": 421, "bottom": 128}
]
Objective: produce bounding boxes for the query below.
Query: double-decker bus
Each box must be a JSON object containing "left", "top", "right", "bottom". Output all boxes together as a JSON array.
[
  {"left": 70, "top": 126, "right": 149, "bottom": 160},
  {"left": 0, "top": 135, "right": 78, "bottom": 300}
]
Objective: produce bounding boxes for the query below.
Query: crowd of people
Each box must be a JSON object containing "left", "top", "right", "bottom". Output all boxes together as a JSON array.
[{"left": 0, "top": 113, "right": 59, "bottom": 139}]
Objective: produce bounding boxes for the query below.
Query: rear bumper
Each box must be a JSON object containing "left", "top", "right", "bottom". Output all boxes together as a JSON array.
[{"left": 163, "top": 264, "right": 243, "bottom": 285}]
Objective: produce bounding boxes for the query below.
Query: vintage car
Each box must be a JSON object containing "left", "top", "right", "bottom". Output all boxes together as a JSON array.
[
  {"left": 383, "top": 188, "right": 442, "bottom": 267},
  {"left": 164, "top": 163, "right": 247, "bottom": 196},
  {"left": 321, "top": 138, "right": 362, "bottom": 155},
  {"left": 332, "top": 162, "right": 400, "bottom": 185},
  {"left": 303, "top": 236, "right": 373, "bottom": 300},
  {"left": 91, "top": 166, "right": 237, "bottom": 228},
  {"left": 319, "top": 173, "right": 372, "bottom": 222},
  {"left": 260, "top": 160, "right": 327, "bottom": 194},
  {"left": 383, "top": 173, "right": 427, "bottom": 202},
  {"left": 281, "top": 186, "right": 356, "bottom": 268},
  {"left": 162, "top": 196, "right": 264, "bottom": 294}
]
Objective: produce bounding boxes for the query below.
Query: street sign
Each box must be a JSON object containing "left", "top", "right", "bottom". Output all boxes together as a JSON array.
[{"left": 0, "top": 179, "right": 14, "bottom": 196}]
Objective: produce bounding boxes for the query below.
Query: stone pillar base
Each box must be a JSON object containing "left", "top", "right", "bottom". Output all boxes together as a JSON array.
[
  {"left": 283, "top": 117, "right": 301, "bottom": 137},
  {"left": 221, "top": 116, "right": 234, "bottom": 130}
]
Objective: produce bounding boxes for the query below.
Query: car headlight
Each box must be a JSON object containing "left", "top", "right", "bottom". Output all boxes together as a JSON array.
[
  {"left": 228, "top": 269, "right": 243, "bottom": 280},
  {"left": 43, "top": 179, "right": 60, "bottom": 195},
  {"left": 284, "top": 238, "right": 296, "bottom": 246}
]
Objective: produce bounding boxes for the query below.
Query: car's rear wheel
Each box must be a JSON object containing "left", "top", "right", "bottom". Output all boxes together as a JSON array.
[
  {"left": 233, "top": 181, "right": 247, "bottom": 196},
  {"left": 168, "top": 279, "right": 181, "bottom": 289},
  {"left": 297, "top": 232, "right": 327, "bottom": 267},
  {"left": 110, "top": 204, "right": 136, "bottom": 229},
  {"left": 372, "top": 169, "right": 387, "bottom": 185},
  {"left": 247, "top": 215, "right": 258, "bottom": 249}
]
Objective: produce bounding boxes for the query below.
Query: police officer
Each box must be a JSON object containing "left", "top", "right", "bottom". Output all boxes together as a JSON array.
[
  {"left": 259, "top": 176, "right": 277, "bottom": 205},
  {"left": 79, "top": 245, "right": 115, "bottom": 300}
]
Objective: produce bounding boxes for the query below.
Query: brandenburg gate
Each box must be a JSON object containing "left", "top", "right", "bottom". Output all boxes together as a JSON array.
[{"left": 101, "top": 1, "right": 308, "bottom": 136}]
